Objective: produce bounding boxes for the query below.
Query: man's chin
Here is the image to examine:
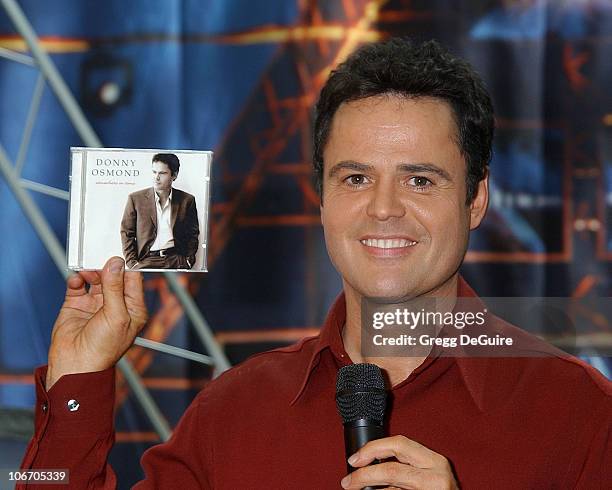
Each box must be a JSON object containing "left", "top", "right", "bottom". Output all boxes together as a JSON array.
[{"left": 356, "top": 281, "right": 419, "bottom": 303}]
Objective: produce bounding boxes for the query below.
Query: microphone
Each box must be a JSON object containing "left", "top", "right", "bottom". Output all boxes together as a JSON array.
[{"left": 336, "top": 364, "right": 387, "bottom": 488}]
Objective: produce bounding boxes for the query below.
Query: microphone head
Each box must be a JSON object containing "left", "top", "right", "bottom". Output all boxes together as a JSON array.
[{"left": 336, "top": 363, "right": 386, "bottom": 425}]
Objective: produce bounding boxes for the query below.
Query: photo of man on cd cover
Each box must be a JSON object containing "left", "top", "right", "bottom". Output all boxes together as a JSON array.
[
  {"left": 120, "top": 153, "right": 200, "bottom": 270},
  {"left": 67, "top": 147, "right": 211, "bottom": 272}
]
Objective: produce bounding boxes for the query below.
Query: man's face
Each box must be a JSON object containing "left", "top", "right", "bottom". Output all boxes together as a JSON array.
[
  {"left": 320, "top": 95, "right": 488, "bottom": 301},
  {"left": 152, "top": 161, "right": 176, "bottom": 192}
]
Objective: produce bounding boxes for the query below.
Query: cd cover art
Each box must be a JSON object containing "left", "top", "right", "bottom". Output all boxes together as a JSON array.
[{"left": 68, "top": 147, "right": 212, "bottom": 272}]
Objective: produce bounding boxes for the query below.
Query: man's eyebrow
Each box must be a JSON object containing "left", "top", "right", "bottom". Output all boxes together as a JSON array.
[
  {"left": 327, "top": 161, "right": 452, "bottom": 181},
  {"left": 397, "top": 163, "right": 452, "bottom": 181},
  {"left": 327, "top": 161, "right": 375, "bottom": 178}
]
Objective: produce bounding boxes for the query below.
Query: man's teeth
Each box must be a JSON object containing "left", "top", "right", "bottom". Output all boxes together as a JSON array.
[{"left": 360, "top": 238, "right": 417, "bottom": 249}]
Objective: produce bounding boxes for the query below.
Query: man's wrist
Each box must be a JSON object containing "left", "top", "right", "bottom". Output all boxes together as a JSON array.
[
  {"left": 45, "top": 369, "right": 59, "bottom": 391},
  {"left": 35, "top": 366, "right": 116, "bottom": 431},
  {"left": 45, "top": 363, "right": 115, "bottom": 391}
]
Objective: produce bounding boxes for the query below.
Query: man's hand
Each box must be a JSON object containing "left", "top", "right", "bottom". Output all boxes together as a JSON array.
[
  {"left": 45, "top": 257, "right": 148, "bottom": 390},
  {"left": 341, "top": 435, "right": 458, "bottom": 490}
]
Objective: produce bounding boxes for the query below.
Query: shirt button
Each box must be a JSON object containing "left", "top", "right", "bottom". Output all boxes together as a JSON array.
[
  {"left": 67, "top": 399, "right": 80, "bottom": 412},
  {"left": 41, "top": 402, "right": 48, "bottom": 413}
]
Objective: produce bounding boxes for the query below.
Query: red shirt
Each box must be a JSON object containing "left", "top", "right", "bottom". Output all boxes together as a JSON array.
[{"left": 20, "top": 279, "right": 611, "bottom": 489}]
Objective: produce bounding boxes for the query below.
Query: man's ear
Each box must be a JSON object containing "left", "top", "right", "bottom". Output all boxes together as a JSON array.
[{"left": 469, "top": 171, "right": 489, "bottom": 231}]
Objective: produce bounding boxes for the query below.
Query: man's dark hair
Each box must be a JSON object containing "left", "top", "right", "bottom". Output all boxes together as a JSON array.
[
  {"left": 313, "top": 38, "right": 494, "bottom": 204},
  {"left": 152, "top": 153, "right": 180, "bottom": 176}
]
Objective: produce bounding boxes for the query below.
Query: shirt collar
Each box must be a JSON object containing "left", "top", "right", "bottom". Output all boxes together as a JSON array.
[
  {"left": 290, "top": 275, "right": 489, "bottom": 411},
  {"left": 289, "top": 293, "right": 347, "bottom": 406},
  {"left": 154, "top": 188, "right": 173, "bottom": 205},
  {"left": 452, "top": 277, "right": 490, "bottom": 411}
]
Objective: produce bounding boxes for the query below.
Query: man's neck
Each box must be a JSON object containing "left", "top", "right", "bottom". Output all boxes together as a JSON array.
[
  {"left": 341, "top": 274, "right": 459, "bottom": 387},
  {"left": 155, "top": 188, "right": 171, "bottom": 206}
]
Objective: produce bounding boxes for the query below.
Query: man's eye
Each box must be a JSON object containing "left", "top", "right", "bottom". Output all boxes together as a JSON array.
[
  {"left": 344, "top": 174, "right": 369, "bottom": 187},
  {"left": 409, "top": 176, "right": 432, "bottom": 188}
]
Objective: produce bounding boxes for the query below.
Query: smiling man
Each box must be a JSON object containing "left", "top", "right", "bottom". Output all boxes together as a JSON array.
[
  {"left": 320, "top": 93, "right": 491, "bottom": 396},
  {"left": 20, "top": 38, "right": 610, "bottom": 489},
  {"left": 321, "top": 96, "right": 487, "bottom": 327}
]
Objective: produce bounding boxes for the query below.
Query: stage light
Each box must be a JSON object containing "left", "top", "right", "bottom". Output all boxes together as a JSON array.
[{"left": 80, "top": 53, "right": 133, "bottom": 116}]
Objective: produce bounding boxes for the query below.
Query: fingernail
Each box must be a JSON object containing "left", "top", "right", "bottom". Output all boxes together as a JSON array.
[
  {"left": 347, "top": 453, "right": 359, "bottom": 466},
  {"left": 340, "top": 475, "right": 351, "bottom": 488},
  {"left": 110, "top": 259, "right": 124, "bottom": 274}
]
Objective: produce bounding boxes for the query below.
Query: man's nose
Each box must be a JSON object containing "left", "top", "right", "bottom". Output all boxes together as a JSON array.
[{"left": 366, "top": 179, "right": 405, "bottom": 221}]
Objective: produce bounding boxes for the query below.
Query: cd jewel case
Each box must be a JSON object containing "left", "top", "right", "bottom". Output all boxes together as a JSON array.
[{"left": 67, "top": 147, "right": 212, "bottom": 272}]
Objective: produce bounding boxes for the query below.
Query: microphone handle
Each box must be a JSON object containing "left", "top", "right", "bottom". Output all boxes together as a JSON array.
[{"left": 344, "top": 419, "right": 386, "bottom": 490}]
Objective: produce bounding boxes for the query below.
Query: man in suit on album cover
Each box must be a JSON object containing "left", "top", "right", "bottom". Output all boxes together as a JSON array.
[{"left": 120, "top": 153, "right": 199, "bottom": 270}]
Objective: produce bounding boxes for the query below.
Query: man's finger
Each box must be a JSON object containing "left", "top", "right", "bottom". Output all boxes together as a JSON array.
[
  {"left": 349, "top": 436, "right": 440, "bottom": 469},
  {"left": 65, "top": 273, "right": 87, "bottom": 297},
  {"left": 65, "top": 270, "right": 101, "bottom": 296},
  {"left": 79, "top": 270, "right": 102, "bottom": 285},
  {"left": 124, "top": 271, "right": 147, "bottom": 333},
  {"left": 341, "top": 461, "right": 422, "bottom": 489},
  {"left": 124, "top": 271, "right": 144, "bottom": 306},
  {"left": 100, "top": 257, "right": 129, "bottom": 326}
]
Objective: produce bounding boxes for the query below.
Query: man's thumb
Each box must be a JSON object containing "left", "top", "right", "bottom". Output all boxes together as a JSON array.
[{"left": 101, "top": 257, "right": 128, "bottom": 321}]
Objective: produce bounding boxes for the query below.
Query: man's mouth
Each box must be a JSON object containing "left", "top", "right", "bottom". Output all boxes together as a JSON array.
[{"left": 359, "top": 238, "right": 417, "bottom": 249}]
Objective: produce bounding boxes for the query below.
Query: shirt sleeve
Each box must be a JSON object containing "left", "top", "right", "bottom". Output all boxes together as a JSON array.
[
  {"left": 19, "top": 365, "right": 213, "bottom": 489},
  {"left": 18, "top": 366, "right": 117, "bottom": 489}
]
